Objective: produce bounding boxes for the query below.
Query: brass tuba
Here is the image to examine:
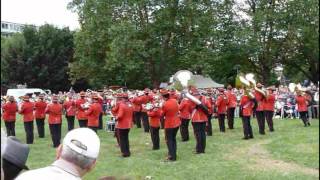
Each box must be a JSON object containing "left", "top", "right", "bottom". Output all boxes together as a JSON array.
[
  {"left": 172, "top": 70, "right": 201, "bottom": 105},
  {"left": 288, "top": 83, "right": 306, "bottom": 94},
  {"left": 245, "top": 73, "right": 266, "bottom": 97},
  {"left": 237, "top": 73, "right": 255, "bottom": 99}
]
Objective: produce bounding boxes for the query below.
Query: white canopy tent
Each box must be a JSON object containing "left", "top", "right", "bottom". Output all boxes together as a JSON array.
[{"left": 192, "top": 75, "right": 224, "bottom": 89}]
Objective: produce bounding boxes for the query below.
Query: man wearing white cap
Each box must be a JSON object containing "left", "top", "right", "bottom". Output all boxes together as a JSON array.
[{"left": 16, "top": 128, "right": 100, "bottom": 180}]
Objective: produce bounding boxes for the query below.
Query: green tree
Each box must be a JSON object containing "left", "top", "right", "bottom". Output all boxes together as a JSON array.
[{"left": 1, "top": 25, "right": 75, "bottom": 92}]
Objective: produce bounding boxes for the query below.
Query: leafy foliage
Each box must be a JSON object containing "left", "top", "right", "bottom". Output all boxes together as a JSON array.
[
  {"left": 2, "top": 0, "right": 318, "bottom": 91},
  {"left": 1, "top": 25, "right": 75, "bottom": 92}
]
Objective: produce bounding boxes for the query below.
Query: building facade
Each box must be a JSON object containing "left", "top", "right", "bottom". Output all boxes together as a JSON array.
[{"left": 1, "top": 21, "right": 25, "bottom": 37}]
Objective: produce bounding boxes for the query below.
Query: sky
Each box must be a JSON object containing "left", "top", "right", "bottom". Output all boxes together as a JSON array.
[{"left": 1, "top": 0, "right": 80, "bottom": 30}]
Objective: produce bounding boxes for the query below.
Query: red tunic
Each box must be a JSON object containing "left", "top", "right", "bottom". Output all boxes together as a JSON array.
[
  {"left": 19, "top": 101, "right": 34, "bottom": 122},
  {"left": 140, "top": 95, "right": 151, "bottom": 112},
  {"left": 75, "top": 98, "right": 87, "bottom": 120},
  {"left": 147, "top": 107, "right": 162, "bottom": 128},
  {"left": 162, "top": 98, "right": 181, "bottom": 128},
  {"left": 131, "top": 96, "right": 142, "bottom": 112},
  {"left": 179, "top": 98, "right": 193, "bottom": 119},
  {"left": 254, "top": 90, "right": 265, "bottom": 111},
  {"left": 296, "top": 95, "right": 308, "bottom": 112},
  {"left": 226, "top": 90, "right": 237, "bottom": 108},
  {"left": 2, "top": 102, "right": 18, "bottom": 122},
  {"left": 264, "top": 94, "right": 275, "bottom": 111},
  {"left": 34, "top": 101, "right": 47, "bottom": 119},
  {"left": 215, "top": 94, "right": 228, "bottom": 114},
  {"left": 86, "top": 102, "right": 102, "bottom": 127},
  {"left": 63, "top": 100, "right": 76, "bottom": 116},
  {"left": 240, "top": 95, "right": 254, "bottom": 117},
  {"left": 190, "top": 96, "right": 210, "bottom": 122},
  {"left": 46, "top": 103, "right": 63, "bottom": 124},
  {"left": 206, "top": 97, "right": 213, "bottom": 115},
  {"left": 115, "top": 101, "right": 133, "bottom": 129}
]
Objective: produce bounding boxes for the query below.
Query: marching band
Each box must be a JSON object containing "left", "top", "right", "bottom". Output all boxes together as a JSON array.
[{"left": 0, "top": 71, "right": 315, "bottom": 161}]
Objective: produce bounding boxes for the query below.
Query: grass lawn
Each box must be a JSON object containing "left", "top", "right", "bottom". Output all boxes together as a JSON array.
[{"left": 1, "top": 116, "right": 319, "bottom": 180}]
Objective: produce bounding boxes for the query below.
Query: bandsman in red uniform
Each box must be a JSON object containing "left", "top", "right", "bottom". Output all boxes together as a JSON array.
[
  {"left": 169, "top": 89, "right": 179, "bottom": 100},
  {"left": 147, "top": 103, "right": 162, "bottom": 150},
  {"left": 75, "top": 91, "right": 88, "bottom": 127},
  {"left": 112, "top": 94, "right": 121, "bottom": 146},
  {"left": 34, "top": 94, "right": 47, "bottom": 138},
  {"left": 295, "top": 90, "right": 311, "bottom": 126},
  {"left": 140, "top": 89, "right": 152, "bottom": 132},
  {"left": 264, "top": 87, "right": 276, "bottom": 132},
  {"left": 86, "top": 94, "right": 103, "bottom": 133},
  {"left": 112, "top": 93, "right": 133, "bottom": 157},
  {"left": 19, "top": 95, "right": 35, "bottom": 144},
  {"left": 205, "top": 90, "right": 214, "bottom": 136},
  {"left": 46, "top": 96, "right": 63, "bottom": 148},
  {"left": 226, "top": 85, "right": 237, "bottom": 129},
  {"left": 131, "top": 93, "right": 143, "bottom": 128},
  {"left": 63, "top": 95, "right": 76, "bottom": 131},
  {"left": 179, "top": 97, "right": 193, "bottom": 141},
  {"left": 97, "top": 92, "right": 104, "bottom": 130},
  {"left": 161, "top": 89, "right": 181, "bottom": 161},
  {"left": 190, "top": 89, "right": 210, "bottom": 154},
  {"left": 2, "top": 96, "right": 18, "bottom": 136},
  {"left": 254, "top": 83, "right": 266, "bottom": 135},
  {"left": 215, "top": 88, "right": 228, "bottom": 132},
  {"left": 240, "top": 93, "right": 255, "bottom": 140}
]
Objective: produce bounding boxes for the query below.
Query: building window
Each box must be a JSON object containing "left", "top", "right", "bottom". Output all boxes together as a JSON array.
[{"left": 1, "top": 23, "right": 9, "bottom": 29}]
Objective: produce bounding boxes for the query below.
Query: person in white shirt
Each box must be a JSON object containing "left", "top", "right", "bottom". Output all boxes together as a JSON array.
[{"left": 16, "top": 128, "right": 100, "bottom": 180}]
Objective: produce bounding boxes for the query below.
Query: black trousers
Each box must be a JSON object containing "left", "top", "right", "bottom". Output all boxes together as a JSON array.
[
  {"left": 88, "top": 126, "right": 98, "bottom": 133},
  {"left": 4, "top": 121, "right": 15, "bottom": 136},
  {"left": 133, "top": 112, "right": 142, "bottom": 128},
  {"left": 180, "top": 119, "right": 190, "bottom": 141},
  {"left": 160, "top": 117, "right": 165, "bottom": 129},
  {"left": 242, "top": 116, "right": 253, "bottom": 138},
  {"left": 165, "top": 127, "right": 179, "bottom": 160},
  {"left": 49, "top": 124, "right": 62, "bottom": 148},
  {"left": 114, "top": 128, "right": 120, "bottom": 146},
  {"left": 78, "top": 119, "right": 88, "bottom": 127},
  {"left": 299, "top": 111, "right": 309, "bottom": 126},
  {"left": 206, "top": 115, "right": 213, "bottom": 136},
  {"left": 118, "top": 129, "right": 130, "bottom": 157},
  {"left": 264, "top": 111, "right": 274, "bottom": 131},
  {"left": 98, "top": 113, "right": 103, "bottom": 129},
  {"left": 150, "top": 126, "right": 160, "bottom": 150},
  {"left": 256, "top": 111, "right": 265, "bottom": 134},
  {"left": 36, "top": 118, "right": 45, "bottom": 138},
  {"left": 24, "top": 121, "right": 34, "bottom": 144},
  {"left": 312, "top": 106, "right": 318, "bottom": 119},
  {"left": 192, "top": 122, "right": 206, "bottom": 153},
  {"left": 227, "top": 108, "right": 235, "bottom": 129},
  {"left": 218, "top": 114, "right": 226, "bottom": 132},
  {"left": 141, "top": 112, "right": 150, "bottom": 132},
  {"left": 66, "top": 116, "right": 75, "bottom": 131}
]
